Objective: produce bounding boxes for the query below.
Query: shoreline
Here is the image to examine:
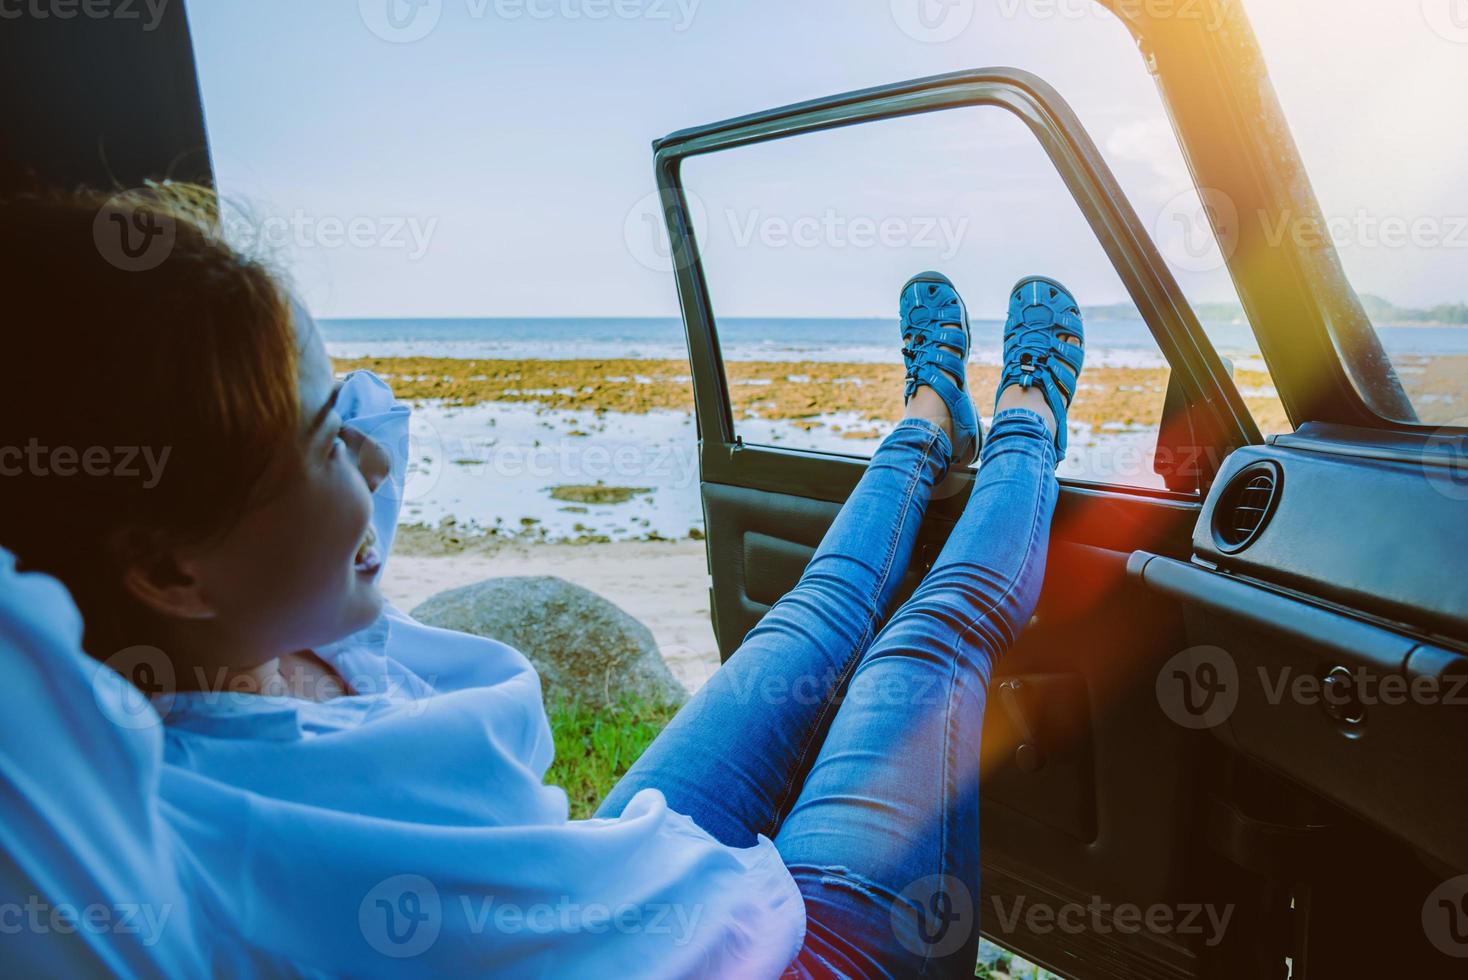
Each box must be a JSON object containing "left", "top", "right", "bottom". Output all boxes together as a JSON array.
[
  {"left": 365, "top": 351, "right": 1464, "bottom": 694},
  {"left": 333, "top": 354, "right": 1298, "bottom": 433},
  {"left": 340, "top": 353, "right": 1464, "bottom": 548}
]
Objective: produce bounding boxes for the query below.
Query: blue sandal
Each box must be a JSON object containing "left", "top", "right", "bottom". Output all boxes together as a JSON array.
[
  {"left": 899, "top": 271, "right": 981, "bottom": 467},
  {"left": 998, "top": 275, "right": 1086, "bottom": 461}
]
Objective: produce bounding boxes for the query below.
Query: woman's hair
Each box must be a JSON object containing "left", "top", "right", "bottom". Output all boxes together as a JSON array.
[{"left": 0, "top": 183, "right": 302, "bottom": 656}]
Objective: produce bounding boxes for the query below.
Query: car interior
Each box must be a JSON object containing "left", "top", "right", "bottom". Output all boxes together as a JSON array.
[{"left": 2, "top": 2, "right": 1464, "bottom": 977}]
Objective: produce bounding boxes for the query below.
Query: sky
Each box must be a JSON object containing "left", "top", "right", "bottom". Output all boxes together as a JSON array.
[{"left": 186, "top": 0, "right": 1467, "bottom": 319}]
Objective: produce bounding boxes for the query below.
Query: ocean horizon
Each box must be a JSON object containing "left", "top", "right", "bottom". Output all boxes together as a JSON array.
[{"left": 320, "top": 316, "right": 1468, "bottom": 372}]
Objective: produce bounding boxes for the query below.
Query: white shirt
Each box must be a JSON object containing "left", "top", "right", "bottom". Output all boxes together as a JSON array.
[{"left": 0, "top": 371, "right": 805, "bottom": 977}]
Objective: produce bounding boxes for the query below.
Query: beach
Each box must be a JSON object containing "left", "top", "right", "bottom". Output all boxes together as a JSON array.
[
  {"left": 333, "top": 354, "right": 1292, "bottom": 431},
  {"left": 350, "top": 351, "right": 1291, "bottom": 696},
  {"left": 333, "top": 353, "right": 1298, "bottom": 541},
  {"left": 340, "top": 329, "right": 1465, "bottom": 692}
]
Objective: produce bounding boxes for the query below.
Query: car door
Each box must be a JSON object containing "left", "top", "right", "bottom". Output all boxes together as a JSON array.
[
  {"left": 656, "top": 3, "right": 1468, "bottom": 975},
  {"left": 651, "top": 68, "right": 1271, "bottom": 979}
]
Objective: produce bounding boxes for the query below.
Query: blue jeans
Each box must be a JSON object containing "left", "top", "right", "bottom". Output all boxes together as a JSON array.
[{"left": 598, "top": 408, "right": 1058, "bottom": 978}]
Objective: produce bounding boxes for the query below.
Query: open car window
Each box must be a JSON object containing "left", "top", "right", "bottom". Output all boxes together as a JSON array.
[{"left": 681, "top": 105, "right": 1210, "bottom": 491}]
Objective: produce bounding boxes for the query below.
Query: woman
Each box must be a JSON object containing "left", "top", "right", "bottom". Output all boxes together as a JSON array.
[{"left": 0, "top": 186, "right": 1083, "bottom": 977}]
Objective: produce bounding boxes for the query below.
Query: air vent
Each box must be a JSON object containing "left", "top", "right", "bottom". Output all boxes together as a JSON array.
[{"left": 1212, "top": 461, "right": 1282, "bottom": 553}]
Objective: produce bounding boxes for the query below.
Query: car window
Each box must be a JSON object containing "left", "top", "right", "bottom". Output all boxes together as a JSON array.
[
  {"left": 680, "top": 105, "right": 1271, "bottom": 491},
  {"left": 1244, "top": 0, "right": 1468, "bottom": 426}
]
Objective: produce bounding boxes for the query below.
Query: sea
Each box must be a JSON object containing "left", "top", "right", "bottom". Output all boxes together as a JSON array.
[
  {"left": 318, "top": 317, "right": 1467, "bottom": 542},
  {"left": 319, "top": 315, "right": 1468, "bottom": 370}
]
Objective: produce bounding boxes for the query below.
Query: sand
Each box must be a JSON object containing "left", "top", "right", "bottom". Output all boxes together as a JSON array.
[
  {"left": 334, "top": 352, "right": 1468, "bottom": 430},
  {"left": 379, "top": 539, "right": 721, "bottom": 693},
  {"left": 333, "top": 355, "right": 1302, "bottom": 434}
]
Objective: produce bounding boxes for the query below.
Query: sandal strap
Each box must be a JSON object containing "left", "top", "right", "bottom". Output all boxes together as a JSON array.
[
  {"left": 901, "top": 323, "right": 969, "bottom": 401},
  {"left": 907, "top": 359, "right": 967, "bottom": 414},
  {"left": 899, "top": 274, "right": 980, "bottom": 466},
  {"left": 905, "top": 297, "right": 965, "bottom": 330},
  {"left": 999, "top": 278, "right": 1086, "bottom": 461}
]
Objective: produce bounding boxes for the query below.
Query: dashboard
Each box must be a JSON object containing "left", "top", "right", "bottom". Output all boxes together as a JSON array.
[{"left": 1129, "top": 422, "right": 1468, "bottom": 870}]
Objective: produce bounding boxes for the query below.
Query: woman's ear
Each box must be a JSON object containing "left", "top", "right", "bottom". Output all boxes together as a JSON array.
[{"left": 113, "top": 529, "right": 218, "bottom": 621}]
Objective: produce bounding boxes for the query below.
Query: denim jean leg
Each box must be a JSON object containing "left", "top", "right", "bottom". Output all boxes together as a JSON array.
[
  {"left": 596, "top": 419, "right": 953, "bottom": 846},
  {"left": 777, "top": 409, "right": 1057, "bottom": 978}
]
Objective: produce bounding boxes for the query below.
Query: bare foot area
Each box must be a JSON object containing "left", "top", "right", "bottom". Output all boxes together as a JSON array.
[{"left": 379, "top": 538, "right": 721, "bottom": 693}]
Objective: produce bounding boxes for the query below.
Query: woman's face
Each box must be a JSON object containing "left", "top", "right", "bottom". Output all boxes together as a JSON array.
[{"left": 186, "top": 307, "right": 389, "bottom": 661}]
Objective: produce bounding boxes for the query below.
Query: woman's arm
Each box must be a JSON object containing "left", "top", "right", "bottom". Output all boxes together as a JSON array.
[{"left": 0, "top": 551, "right": 207, "bottom": 975}]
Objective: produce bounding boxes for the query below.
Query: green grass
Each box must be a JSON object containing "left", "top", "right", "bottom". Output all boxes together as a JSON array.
[{"left": 545, "top": 694, "right": 681, "bottom": 819}]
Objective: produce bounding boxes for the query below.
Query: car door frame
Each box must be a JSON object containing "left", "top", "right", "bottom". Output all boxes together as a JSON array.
[{"left": 651, "top": 66, "right": 1261, "bottom": 643}]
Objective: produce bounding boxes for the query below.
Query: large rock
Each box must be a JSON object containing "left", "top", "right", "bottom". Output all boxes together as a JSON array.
[{"left": 411, "top": 576, "right": 687, "bottom": 709}]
